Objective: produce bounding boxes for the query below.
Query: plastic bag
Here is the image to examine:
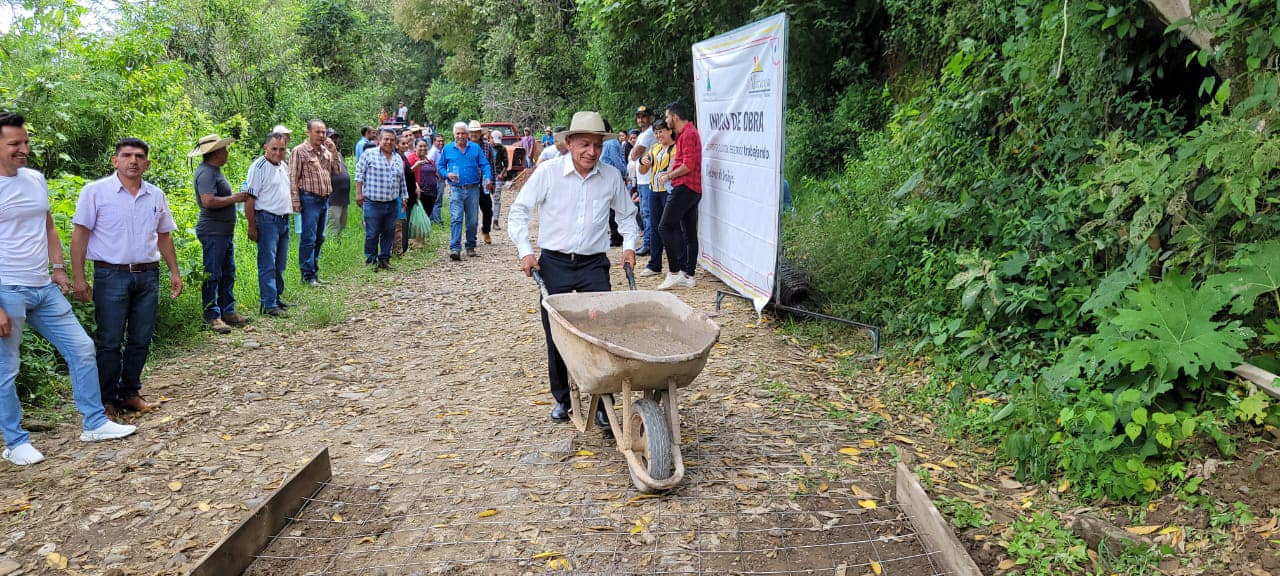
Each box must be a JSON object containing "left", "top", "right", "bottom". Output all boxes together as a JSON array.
[{"left": 409, "top": 202, "right": 431, "bottom": 239}]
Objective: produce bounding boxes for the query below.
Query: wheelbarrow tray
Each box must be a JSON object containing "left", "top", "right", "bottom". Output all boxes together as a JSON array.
[{"left": 542, "top": 290, "right": 720, "bottom": 396}]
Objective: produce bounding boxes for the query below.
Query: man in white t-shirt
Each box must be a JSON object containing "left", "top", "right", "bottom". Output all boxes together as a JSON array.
[
  {"left": 629, "top": 106, "right": 658, "bottom": 256},
  {"left": 244, "top": 132, "right": 294, "bottom": 317},
  {"left": 0, "top": 112, "right": 136, "bottom": 466}
]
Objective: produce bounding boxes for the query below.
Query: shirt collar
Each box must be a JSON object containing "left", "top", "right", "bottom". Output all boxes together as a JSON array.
[
  {"left": 113, "top": 172, "right": 151, "bottom": 196},
  {"left": 559, "top": 155, "right": 598, "bottom": 179}
]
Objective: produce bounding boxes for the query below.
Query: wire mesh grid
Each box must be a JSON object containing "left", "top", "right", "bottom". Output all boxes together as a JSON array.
[{"left": 245, "top": 397, "right": 954, "bottom": 576}]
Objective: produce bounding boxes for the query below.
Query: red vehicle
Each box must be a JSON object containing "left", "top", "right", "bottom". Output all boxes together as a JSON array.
[{"left": 481, "top": 122, "right": 528, "bottom": 176}]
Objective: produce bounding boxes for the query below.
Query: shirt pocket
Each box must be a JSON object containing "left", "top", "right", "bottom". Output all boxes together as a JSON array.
[{"left": 95, "top": 197, "right": 127, "bottom": 231}]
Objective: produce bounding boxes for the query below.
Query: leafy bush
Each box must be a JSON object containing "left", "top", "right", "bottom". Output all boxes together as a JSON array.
[{"left": 788, "top": 0, "right": 1280, "bottom": 500}]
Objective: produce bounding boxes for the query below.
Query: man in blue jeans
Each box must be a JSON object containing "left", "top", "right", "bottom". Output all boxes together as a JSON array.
[
  {"left": 437, "top": 121, "right": 492, "bottom": 260},
  {"left": 188, "top": 134, "right": 246, "bottom": 333},
  {"left": 290, "top": 119, "right": 342, "bottom": 286},
  {"left": 244, "top": 132, "right": 293, "bottom": 316},
  {"left": 355, "top": 128, "right": 408, "bottom": 270},
  {"left": 0, "top": 112, "right": 137, "bottom": 466},
  {"left": 72, "top": 136, "right": 185, "bottom": 418}
]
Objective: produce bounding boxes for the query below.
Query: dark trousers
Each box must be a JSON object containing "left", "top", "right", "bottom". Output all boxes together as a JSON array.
[
  {"left": 538, "top": 251, "right": 611, "bottom": 406},
  {"left": 646, "top": 190, "right": 671, "bottom": 273},
  {"left": 479, "top": 191, "right": 493, "bottom": 234},
  {"left": 198, "top": 234, "right": 236, "bottom": 320},
  {"left": 659, "top": 185, "right": 701, "bottom": 276},
  {"left": 93, "top": 267, "right": 159, "bottom": 404},
  {"left": 363, "top": 200, "right": 398, "bottom": 264}
]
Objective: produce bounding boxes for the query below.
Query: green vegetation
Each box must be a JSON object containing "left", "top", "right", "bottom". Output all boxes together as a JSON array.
[
  {"left": 1, "top": 0, "right": 436, "bottom": 407},
  {"left": 782, "top": 1, "right": 1280, "bottom": 503}
]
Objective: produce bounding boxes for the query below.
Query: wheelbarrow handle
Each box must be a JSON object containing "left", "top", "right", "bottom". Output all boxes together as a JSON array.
[
  {"left": 624, "top": 262, "right": 636, "bottom": 291},
  {"left": 530, "top": 268, "right": 549, "bottom": 298}
]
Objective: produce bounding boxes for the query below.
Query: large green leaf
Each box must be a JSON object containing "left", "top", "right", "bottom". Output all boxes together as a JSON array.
[
  {"left": 1108, "top": 273, "right": 1250, "bottom": 379},
  {"left": 1204, "top": 241, "right": 1280, "bottom": 314}
]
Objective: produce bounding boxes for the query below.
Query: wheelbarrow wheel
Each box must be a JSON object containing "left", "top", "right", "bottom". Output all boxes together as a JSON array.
[{"left": 628, "top": 398, "right": 673, "bottom": 492}]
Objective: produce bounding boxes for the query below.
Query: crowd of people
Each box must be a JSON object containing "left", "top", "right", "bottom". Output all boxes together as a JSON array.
[{"left": 0, "top": 97, "right": 704, "bottom": 463}]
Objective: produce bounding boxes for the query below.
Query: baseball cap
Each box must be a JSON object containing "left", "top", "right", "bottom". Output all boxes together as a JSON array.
[{"left": 635, "top": 105, "right": 653, "bottom": 117}]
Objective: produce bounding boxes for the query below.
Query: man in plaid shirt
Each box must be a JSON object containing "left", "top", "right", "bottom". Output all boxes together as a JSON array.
[
  {"left": 354, "top": 129, "right": 408, "bottom": 271},
  {"left": 289, "top": 119, "right": 342, "bottom": 286}
]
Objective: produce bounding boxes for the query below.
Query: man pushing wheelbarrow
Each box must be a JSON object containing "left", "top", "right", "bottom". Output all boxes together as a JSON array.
[
  {"left": 507, "top": 111, "right": 720, "bottom": 492},
  {"left": 506, "top": 111, "right": 639, "bottom": 433}
]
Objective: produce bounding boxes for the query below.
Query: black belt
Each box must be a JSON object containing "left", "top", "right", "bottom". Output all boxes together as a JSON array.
[
  {"left": 94, "top": 260, "right": 159, "bottom": 272},
  {"left": 300, "top": 189, "right": 328, "bottom": 197},
  {"left": 543, "top": 250, "right": 605, "bottom": 262}
]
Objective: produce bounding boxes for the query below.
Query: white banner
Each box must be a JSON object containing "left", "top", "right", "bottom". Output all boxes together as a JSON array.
[{"left": 692, "top": 13, "right": 787, "bottom": 313}]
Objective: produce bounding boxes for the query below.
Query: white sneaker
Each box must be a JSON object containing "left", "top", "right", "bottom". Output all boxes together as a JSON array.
[
  {"left": 3, "top": 443, "right": 45, "bottom": 466},
  {"left": 677, "top": 273, "right": 696, "bottom": 288},
  {"left": 80, "top": 421, "right": 137, "bottom": 442},
  {"left": 656, "top": 272, "right": 684, "bottom": 291},
  {"left": 637, "top": 267, "right": 660, "bottom": 278}
]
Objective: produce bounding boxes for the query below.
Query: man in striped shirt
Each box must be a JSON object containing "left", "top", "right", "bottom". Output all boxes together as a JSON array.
[
  {"left": 289, "top": 119, "right": 342, "bottom": 286},
  {"left": 355, "top": 129, "right": 408, "bottom": 270}
]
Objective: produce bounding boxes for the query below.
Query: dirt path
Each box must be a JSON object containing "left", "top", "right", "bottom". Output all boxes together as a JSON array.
[{"left": 0, "top": 191, "right": 945, "bottom": 575}]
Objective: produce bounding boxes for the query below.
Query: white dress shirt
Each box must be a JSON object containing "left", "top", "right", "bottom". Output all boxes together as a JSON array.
[{"left": 507, "top": 154, "right": 638, "bottom": 259}]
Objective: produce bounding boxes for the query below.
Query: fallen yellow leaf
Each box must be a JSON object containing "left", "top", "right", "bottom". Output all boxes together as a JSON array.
[
  {"left": 939, "top": 456, "right": 958, "bottom": 468},
  {"left": 332, "top": 513, "right": 344, "bottom": 522},
  {"left": 531, "top": 551, "right": 564, "bottom": 560},
  {"left": 360, "top": 535, "right": 377, "bottom": 544},
  {"left": 1125, "top": 525, "right": 1161, "bottom": 535},
  {"left": 850, "top": 484, "right": 875, "bottom": 499},
  {"left": 997, "top": 558, "right": 1017, "bottom": 570},
  {"left": 892, "top": 435, "right": 916, "bottom": 445},
  {"left": 168, "top": 481, "right": 183, "bottom": 492},
  {"left": 857, "top": 499, "right": 878, "bottom": 509},
  {"left": 575, "top": 449, "right": 595, "bottom": 457},
  {"left": 1159, "top": 526, "right": 1181, "bottom": 535},
  {"left": 219, "top": 433, "right": 232, "bottom": 441},
  {"left": 861, "top": 439, "right": 878, "bottom": 447},
  {"left": 197, "top": 501, "right": 211, "bottom": 512},
  {"left": 478, "top": 509, "right": 498, "bottom": 518},
  {"left": 46, "top": 552, "right": 68, "bottom": 569},
  {"left": 838, "top": 447, "right": 861, "bottom": 456},
  {"left": 802, "top": 452, "right": 813, "bottom": 466},
  {"left": 871, "top": 560, "right": 883, "bottom": 575}
]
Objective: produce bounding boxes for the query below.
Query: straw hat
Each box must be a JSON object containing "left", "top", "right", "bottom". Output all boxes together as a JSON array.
[
  {"left": 467, "top": 120, "right": 484, "bottom": 132},
  {"left": 188, "top": 134, "right": 235, "bottom": 158},
  {"left": 271, "top": 124, "right": 292, "bottom": 134},
  {"left": 556, "top": 111, "right": 611, "bottom": 141}
]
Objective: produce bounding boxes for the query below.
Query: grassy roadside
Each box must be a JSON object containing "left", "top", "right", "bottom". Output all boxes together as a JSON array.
[{"left": 23, "top": 197, "right": 446, "bottom": 422}]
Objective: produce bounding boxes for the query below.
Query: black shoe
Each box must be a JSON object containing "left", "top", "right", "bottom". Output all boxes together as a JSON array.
[
  {"left": 550, "top": 402, "right": 570, "bottom": 422},
  {"left": 261, "top": 306, "right": 289, "bottom": 317},
  {"left": 595, "top": 402, "right": 612, "bottom": 437},
  {"left": 636, "top": 248, "right": 650, "bottom": 256},
  {"left": 377, "top": 261, "right": 394, "bottom": 271},
  {"left": 304, "top": 278, "right": 321, "bottom": 287},
  {"left": 450, "top": 251, "right": 461, "bottom": 261},
  {"left": 466, "top": 248, "right": 477, "bottom": 257},
  {"left": 276, "top": 298, "right": 291, "bottom": 309}
]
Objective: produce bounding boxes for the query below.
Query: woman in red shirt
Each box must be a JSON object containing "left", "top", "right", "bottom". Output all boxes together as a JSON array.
[{"left": 654, "top": 101, "right": 702, "bottom": 290}]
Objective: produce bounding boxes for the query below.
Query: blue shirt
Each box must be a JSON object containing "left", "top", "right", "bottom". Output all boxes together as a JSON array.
[
  {"left": 354, "top": 148, "right": 408, "bottom": 202},
  {"left": 354, "top": 137, "right": 368, "bottom": 159},
  {"left": 541, "top": 134, "right": 554, "bottom": 147},
  {"left": 601, "top": 139, "right": 627, "bottom": 179},
  {"left": 437, "top": 141, "right": 492, "bottom": 188}
]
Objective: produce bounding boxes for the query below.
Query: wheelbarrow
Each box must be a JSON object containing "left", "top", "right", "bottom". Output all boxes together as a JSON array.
[{"left": 532, "top": 264, "right": 720, "bottom": 493}]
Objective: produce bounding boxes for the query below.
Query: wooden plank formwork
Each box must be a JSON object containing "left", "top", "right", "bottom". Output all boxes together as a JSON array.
[
  {"left": 895, "top": 462, "right": 984, "bottom": 576},
  {"left": 188, "top": 447, "right": 332, "bottom": 576}
]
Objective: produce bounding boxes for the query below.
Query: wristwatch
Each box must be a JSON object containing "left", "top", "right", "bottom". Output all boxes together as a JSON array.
[{"left": 51, "top": 264, "right": 65, "bottom": 270}]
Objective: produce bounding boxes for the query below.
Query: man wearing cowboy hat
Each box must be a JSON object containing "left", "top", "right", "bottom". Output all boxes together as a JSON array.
[
  {"left": 506, "top": 111, "right": 639, "bottom": 431},
  {"left": 467, "top": 120, "right": 498, "bottom": 245},
  {"left": 191, "top": 133, "right": 248, "bottom": 333},
  {"left": 72, "top": 135, "right": 184, "bottom": 418}
]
